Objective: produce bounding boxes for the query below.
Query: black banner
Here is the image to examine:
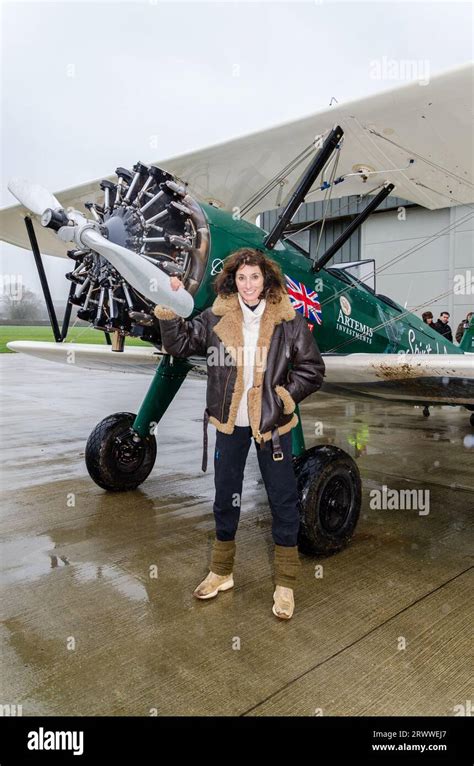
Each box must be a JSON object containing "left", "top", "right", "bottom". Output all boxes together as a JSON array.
[{"left": 0, "top": 715, "right": 472, "bottom": 764}]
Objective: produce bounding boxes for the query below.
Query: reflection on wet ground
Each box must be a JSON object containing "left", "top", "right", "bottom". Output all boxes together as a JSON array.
[{"left": 1, "top": 355, "right": 472, "bottom": 716}]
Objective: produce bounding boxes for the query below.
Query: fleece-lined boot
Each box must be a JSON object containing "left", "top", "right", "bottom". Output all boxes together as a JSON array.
[
  {"left": 193, "top": 539, "right": 236, "bottom": 600},
  {"left": 272, "top": 544, "right": 301, "bottom": 619}
]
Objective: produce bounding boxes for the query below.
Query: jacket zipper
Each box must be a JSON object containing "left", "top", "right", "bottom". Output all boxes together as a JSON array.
[
  {"left": 282, "top": 321, "right": 290, "bottom": 359},
  {"left": 221, "top": 367, "right": 233, "bottom": 422}
]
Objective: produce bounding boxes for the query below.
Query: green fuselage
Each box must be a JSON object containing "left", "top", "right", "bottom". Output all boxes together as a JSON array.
[{"left": 192, "top": 203, "right": 464, "bottom": 357}]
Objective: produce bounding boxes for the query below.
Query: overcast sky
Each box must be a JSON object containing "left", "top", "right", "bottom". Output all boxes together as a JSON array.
[{"left": 1, "top": 0, "right": 473, "bottom": 300}]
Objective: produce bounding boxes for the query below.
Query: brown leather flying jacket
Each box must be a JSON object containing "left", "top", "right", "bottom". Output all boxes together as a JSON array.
[{"left": 154, "top": 289, "right": 325, "bottom": 469}]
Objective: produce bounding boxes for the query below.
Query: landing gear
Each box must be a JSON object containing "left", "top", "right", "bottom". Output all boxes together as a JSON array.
[
  {"left": 423, "top": 406, "right": 430, "bottom": 417},
  {"left": 470, "top": 413, "right": 474, "bottom": 428},
  {"left": 293, "top": 445, "right": 361, "bottom": 556},
  {"left": 85, "top": 412, "right": 157, "bottom": 491},
  {"left": 84, "top": 357, "right": 193, "bottom": 491}
]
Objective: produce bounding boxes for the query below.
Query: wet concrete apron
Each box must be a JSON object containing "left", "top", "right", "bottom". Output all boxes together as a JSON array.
[{"left": 1, "top": 355, "right": 472, "bottom": 716}]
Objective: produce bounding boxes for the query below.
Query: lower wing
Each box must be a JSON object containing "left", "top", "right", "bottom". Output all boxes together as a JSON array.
[
  {"left": 322, "top": 353, "right": 474, "bottom": 406},
  {"left": 6, "top": 340, "right": 206, "bottom": 378},
  {"left": 7, "top": 341, "right": 474, "bottom": 406}
]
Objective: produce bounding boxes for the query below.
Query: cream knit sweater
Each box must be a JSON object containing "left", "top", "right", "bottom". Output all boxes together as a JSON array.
[{"left": 234, "top": 293, "right": 266, "bottom": 427}]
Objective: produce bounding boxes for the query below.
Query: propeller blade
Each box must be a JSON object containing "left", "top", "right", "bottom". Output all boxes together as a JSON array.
[
  {"left": 79, "top": 228, "right": 194, "bottom": 318},
  {"left": 8, "top": 178, "right": 63, "bottom": 216}
]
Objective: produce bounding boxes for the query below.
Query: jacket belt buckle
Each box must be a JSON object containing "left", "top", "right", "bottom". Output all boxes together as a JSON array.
[{"left": 271, "top": 426, "right": 284, "bottom": 461}]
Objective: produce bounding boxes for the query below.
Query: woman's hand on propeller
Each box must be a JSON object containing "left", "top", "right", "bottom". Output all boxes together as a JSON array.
[{"left": 170, "top": 275, "right": 184, "bottom": 291}]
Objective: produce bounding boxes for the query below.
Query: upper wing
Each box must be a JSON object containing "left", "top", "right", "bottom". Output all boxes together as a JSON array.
[
  {"left": 321, "top": 353, "right": 474, "bottom": 406},
  {"left": 1, "top": 62, "right": 473, "bottom": 258}
]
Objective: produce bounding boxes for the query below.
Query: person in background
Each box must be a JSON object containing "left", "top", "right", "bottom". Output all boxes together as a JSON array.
[
  {"left": 455, "top": 311, "right": 473, "bottom": 344},
  {"left": 432, "top": 311, "right": 453, "bottom": 342},
  {"left": 422, "top": 311, "right": 433, "bottom": 325}
]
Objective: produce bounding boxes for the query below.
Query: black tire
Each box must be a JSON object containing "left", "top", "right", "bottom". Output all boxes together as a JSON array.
[
  {"left": 85, "top": 412, "right": 157, "bottom": 491},
  {"left": 293, "top": 445, "right": 361, "bottom": 556},
  {"left": 470, "top": 413, "right": 474, "bottom": 428}
]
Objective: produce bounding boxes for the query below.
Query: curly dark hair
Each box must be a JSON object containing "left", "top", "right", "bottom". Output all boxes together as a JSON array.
[{"left": 213, "top": 248, "right": 286, "bottom": 304}]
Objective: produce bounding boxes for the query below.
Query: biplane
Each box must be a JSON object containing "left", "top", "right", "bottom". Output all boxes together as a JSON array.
[{"left": 1, "top": 63, "right": 473, "bottom": 555}]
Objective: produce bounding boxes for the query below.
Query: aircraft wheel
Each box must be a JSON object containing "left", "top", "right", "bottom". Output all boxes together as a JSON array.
[
  {"left": 470, "top": 413, "right": 474, "bottom": 427},
  {"left": 85, "top": 412, "right": 157, "bottom": 491},
  {"left": 423, "top": 406, "right": 430, "bottom": 417},
  {"left": 293, "top": 445, "right": 361, "bottom": 556}
]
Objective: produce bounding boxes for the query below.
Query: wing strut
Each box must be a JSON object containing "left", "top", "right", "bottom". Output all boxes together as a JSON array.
[
  {"left": 23, "top": 215, "right": 112, "bottom": 346},
  {"left": 311, "top": 182, "right": 395, "bottom": 272},
  {"left": 263, "top": 125, "right": 344, "bottom": 250}
]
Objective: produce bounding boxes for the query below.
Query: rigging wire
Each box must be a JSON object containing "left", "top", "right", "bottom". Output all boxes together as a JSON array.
[
  {"left": 239, "top": 129, "right": 334, "bottom": 217},
  {"left": 282, "top": 183, "right": 386, "bottom": 241},
  {"left": 366, "top": 128, "right": 474, "bottom": 190},
  {"left": 239, "top": 143, "right": 316, "bottom": 218},
  {"left": 318, "top": 208, "right": 474, "bottom": 311},
  {"left": 313, "top": 146, "right": 341, "bottom": 261}
]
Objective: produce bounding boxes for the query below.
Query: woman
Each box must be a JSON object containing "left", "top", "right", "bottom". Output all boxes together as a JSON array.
[
  {"left": 422, "top": 311, "right": 433, "bottom": 325},
  {"left": 153, "top": 248, "right": 325, "bottom": 619}
]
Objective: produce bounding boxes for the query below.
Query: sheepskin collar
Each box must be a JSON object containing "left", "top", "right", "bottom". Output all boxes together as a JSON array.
[
  {"left": 210, "top": 289, "right": 295, "bottom": 370},
  {"left": 211, "top": 290, "right": 295, "bottom": 323}
]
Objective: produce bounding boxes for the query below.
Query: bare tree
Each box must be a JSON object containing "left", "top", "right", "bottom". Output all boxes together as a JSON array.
[{"left": 0, "top": 287, "right": 43, "bottom": 321}]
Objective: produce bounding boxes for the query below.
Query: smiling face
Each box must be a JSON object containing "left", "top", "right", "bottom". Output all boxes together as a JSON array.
[{"left": 235, "top": 263, "right": 265, "bottom": 305}]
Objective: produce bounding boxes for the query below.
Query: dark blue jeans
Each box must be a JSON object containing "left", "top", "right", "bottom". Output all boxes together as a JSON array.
[{"left": 213, "top": 425, "right": 300, "bottom": 546}]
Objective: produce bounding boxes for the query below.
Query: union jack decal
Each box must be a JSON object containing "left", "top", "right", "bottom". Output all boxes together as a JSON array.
[{"left": 284, "top": 274, "right": 323, "bottom": 326}]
